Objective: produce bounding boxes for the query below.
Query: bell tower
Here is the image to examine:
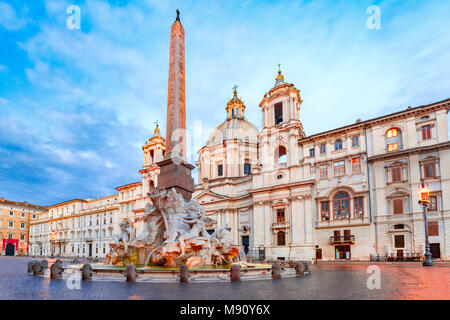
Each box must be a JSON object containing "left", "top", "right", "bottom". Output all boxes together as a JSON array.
[
  {"left": 258, "top": 67, "right": 305, "bottom": 171},
  {"left": 140, "top": 123, "right": 166, "bottom": 196}
]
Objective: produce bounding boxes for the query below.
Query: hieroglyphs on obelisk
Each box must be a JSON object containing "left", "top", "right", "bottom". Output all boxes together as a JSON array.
[
  {"left": 165, "top": 9, "right": 186, "bottom": 159},
  {"left": 157, "top": 10, "right": 195, "bottom": 200}
]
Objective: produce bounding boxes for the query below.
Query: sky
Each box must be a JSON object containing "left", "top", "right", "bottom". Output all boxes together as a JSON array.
[{"left": 0, "top": 0, "right": 449, "bottom": 206}]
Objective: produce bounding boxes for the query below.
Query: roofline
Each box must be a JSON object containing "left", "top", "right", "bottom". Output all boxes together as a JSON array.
[
  {"left": 47, "top": 199, "right": 87, "bottom": 209},
  {"left": 115, "top": 181, "right": 142, "bottom": 191},
  {"left": 301, "top": 98, "right": 450, "bottom": 142},
  {"left": 0, "top": 198, "right": 47, "bottom": 210}
]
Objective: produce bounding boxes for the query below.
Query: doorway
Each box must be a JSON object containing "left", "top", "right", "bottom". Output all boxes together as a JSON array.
[
  {"left": 430, "top": 243, "right": 440, "bottom": 259},
  {"left": 242, "top": 236, "right": 249, "bottom": 254},
  {"left": 315, "top": 248, "right": 322, "bottom": 260},
  {"left": 88, "top": 243, "right": 93, "bottom": 257},
  {"left": 335, "top": 245, "right": 351, "bottom": 260},
  {"left": 5, "top": 243, "right": 15, "bottom": 256}
]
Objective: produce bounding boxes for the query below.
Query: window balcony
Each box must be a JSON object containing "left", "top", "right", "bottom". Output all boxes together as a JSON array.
[
  {"left": 272, "top": 221, "right": 289, "bottom": 229},
  {"left": 330, "top": 235, "right": 355, "bottom": 244}
]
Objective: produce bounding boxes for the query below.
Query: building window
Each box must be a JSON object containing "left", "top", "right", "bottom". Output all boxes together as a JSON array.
[
  {"left": 8, "top": 233, "right": 13, "bottom": 239},
  {"left": 352, "top": 158, "right": 361, "bottom": 173},
  {"left": 333, "top": 192, "right": 350, "bottom": 219},
  {"left": 354, "top": 197, "right": 364, "bottom": 217},
  {"left": 428, "top": 221, "right": 439, "bottom": 236},
  {"left": 394, "top": 235, "right": 404, "bottom": 248},
  {"left": 277, "top": 231, "right": 286, "bottom": 246},
  {"left": 429, "top": 196, "right": 438, "bottom": 211},
  {"left": 423, "top": 162, "right": 435, "bottom": 178},
  {"left": 394, "top": 224, "right": 404, "bottom": 230},
  {"left": 386, "top": 128, "right": 398, "bottom": 138},
  {"left": 335, "top": 139, "right": 343, "bottom": 150},
  {"left": 9, "top": 211, "right": 13, "bottom": 216},
  {"left": 218, "top": 164, "right": 223, "bottom": 177},
  {"left": 320, "top": 164, "right": 328, "bottom": 179},
  {"left": 274, "top": 103, "right": 283, "bottom": 125},
  {"left": 277, "top": 146, "right": 287, "bottom": 168},
  {"left": 320, "top": 201, "right": 330, "bottom": 221},
  {"left": 309, "top": 148, "right": 315, "bottom": 157},
  {"left": 21, "top": 212, "right": 26, "bottom": 218},
  {"left": 391, "top": 167, "right": 402, "bottom": 182},
  {"left": 244, "top": 163, "right": 251, "bottom": 175},
  {"left": 8, "top": 221, "right": 14, "bottom": 228},
  {"left": 352, "top": 136, "right": 359, "bottom": 147},
  {"left": 393, "top": 199, "right": 403, "bottom": 214},
  {"left": 276, "top": 209, "right": 285, "bottom": 222},
  {"left": 20, "top": 234, "right": 25, "bottom": 241},
  {"left": 20, "top": 222, "right": 25, "bottom": 229},
  {"left": 387, "top": 143, "right": 399, "bottom": 152},
  {"left": 421, "top": 125, "right": 432, "bottom": 140},
  {"left": 320, "top": 144, "right": 326, "bottom": 154},
  {"left": 333, "top": 160, "right": 345, "bottom": 176}
]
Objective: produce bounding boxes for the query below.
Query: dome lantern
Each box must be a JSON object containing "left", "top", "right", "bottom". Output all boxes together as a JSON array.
[{"left": 226, "top": 85, "right": 246, "bottom": 120}]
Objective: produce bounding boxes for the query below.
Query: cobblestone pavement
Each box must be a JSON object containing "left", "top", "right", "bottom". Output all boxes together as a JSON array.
[{"left": 1, "top": 256, "right": 448, "bottom": 300}]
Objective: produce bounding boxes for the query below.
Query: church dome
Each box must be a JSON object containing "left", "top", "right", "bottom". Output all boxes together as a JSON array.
[
  {"left": 206, "top": 118, "right": 259, "bottom": 147},
  {"left": 206, "top": 88, "right": 259, "bottom": 147}
]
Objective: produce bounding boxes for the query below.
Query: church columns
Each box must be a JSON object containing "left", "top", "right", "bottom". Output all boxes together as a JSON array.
[
  {"left": 304, "top": 195, "right": 313, "bottom": 244},
  {"left": 290, "top": 196, "right": 303, "bottom": 245}
]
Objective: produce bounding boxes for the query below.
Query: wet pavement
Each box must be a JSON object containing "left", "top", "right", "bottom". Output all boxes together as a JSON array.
[{"left": 1, "top": 256, "right": 448, "bottom": 300}]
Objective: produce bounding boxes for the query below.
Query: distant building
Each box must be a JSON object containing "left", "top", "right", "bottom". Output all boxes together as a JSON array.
[{"left": 0, "top": 198, "right": 46, "bottom": 256}]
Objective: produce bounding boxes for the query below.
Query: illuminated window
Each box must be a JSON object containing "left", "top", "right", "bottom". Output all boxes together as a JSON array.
[
  {"left": 387, "top": 143, "right": 399, "bottom": 152},
  {"left": 352, "top": 158, "right": 361, "bottom": 173},
  {"left": 386, "top": 128, "right": 398, "bottom": 138}
]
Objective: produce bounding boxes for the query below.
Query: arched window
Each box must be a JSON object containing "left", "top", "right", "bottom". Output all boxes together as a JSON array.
[
  {"left": 335, "top": 139, "right": 343, "bottom": 150},
  {"left": 333, "top": 192, "right": 350, "bottom": 219},
  {"left": 277, "top": 231, "right": 286, "bottom": 246},
  {"left": 277, "top": 146, "right": 287, "bottom": 168}
]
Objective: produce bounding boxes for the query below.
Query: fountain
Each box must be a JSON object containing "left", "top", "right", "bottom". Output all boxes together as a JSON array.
[{"left": 105, "top": 187, "right": 243, "bottom": 269}]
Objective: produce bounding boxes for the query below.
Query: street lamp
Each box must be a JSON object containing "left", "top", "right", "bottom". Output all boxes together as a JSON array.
[
  {"left": 50, "top": 231, "right": 56, "bottom": 258},
  {"left": 418, "top": 183, "right": 433, "bottom": 267}
]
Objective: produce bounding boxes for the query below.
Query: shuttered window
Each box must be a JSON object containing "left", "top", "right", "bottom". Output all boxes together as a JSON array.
[
  {"left": 393, "top": 199, "right": 403, "bottom": 214},
  {"left": 428, "top": 221, "right": 439, "bottom": 236},
  {"left": 391, "top": 167, "right": 402, "bottom": 182}
]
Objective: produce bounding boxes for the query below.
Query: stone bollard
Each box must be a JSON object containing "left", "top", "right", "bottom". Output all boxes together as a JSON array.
[
  {"left": 179, "top": 264, "right": 189, "bottom": 283},
  {"left": 272, "top": 262, "right": 282, "bottom": 279},
  {"left": 126, "top": 264, "right": 137, "bottom": 282},
  {"left": 32, "top": 261, "right": 44, "bottom": 276},
  {"left": 72, "top": 258, "right": 79, "bottom": 264},
  {"left": 303, "top": 261, "right": 311, "bottom": 273},
  {"left": 28, "top": 261, "right": 36, "bottom": 273},
  {"left": 81, "top": 263, "right": 93, "bottom": 281},
  {"left": 295, "top": 262, "right": 304, "bottom": 275},
  {"left": 230, "top": 264, "right": 241, "bottom": 282},
  {"left": 50, "top": 262, "right": 63, "bottom": 279},
  {"left": 40, "top": 260, "right": 48, "bottom": 269}
]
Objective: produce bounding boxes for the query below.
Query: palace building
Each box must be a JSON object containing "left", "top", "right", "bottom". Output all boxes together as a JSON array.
[{"left": 0, "top": 198, "right": 46, "bottom": 256}]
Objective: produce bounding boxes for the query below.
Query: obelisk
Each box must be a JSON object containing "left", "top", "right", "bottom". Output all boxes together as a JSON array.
[{"left": 157, "top": 9, "right": 195, "bottom": 200}]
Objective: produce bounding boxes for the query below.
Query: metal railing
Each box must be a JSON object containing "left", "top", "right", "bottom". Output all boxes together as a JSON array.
[{"left": 330, "top": 235, "right": 355, "bottom": 244}]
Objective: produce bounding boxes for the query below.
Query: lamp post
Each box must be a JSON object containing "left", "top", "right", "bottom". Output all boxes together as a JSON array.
[
  {"left": 418, "top": 183, "right": 434, "bottom": 267},
  {"left": 50, "top": 232, "right": 56, "bottom": 258}
]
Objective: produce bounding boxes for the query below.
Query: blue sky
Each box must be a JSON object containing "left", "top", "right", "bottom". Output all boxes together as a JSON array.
[{"left": 1, "top": 0, "right": 449, "bottom": 205}]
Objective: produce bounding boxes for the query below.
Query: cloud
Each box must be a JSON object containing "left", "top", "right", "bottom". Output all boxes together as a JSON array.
[
  {"left": 0, "top": 2, "right": 28, "bottom": 30},
  {"left": 1, "top": 0, "right": 450, "bottom": 204}
]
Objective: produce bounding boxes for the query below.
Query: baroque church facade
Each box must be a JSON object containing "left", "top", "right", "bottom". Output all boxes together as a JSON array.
[{"left": 193, "top": 69, "right": 450, "bottom": 261}]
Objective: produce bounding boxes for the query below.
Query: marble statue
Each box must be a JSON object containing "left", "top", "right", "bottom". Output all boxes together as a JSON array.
[{"left": 106, "top": 187, "right": 240, "bottom": 268}]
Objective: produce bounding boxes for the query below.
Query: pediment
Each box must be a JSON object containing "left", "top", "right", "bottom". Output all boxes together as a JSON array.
[{"left": 195, "top": 191, "right": 229, "bottom": 204}]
